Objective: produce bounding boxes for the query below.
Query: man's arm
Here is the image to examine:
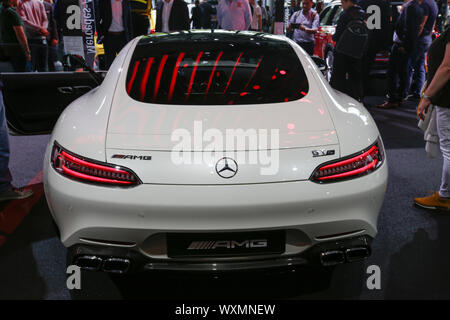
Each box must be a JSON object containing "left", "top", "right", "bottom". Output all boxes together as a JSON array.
[
  {"left": 40, "top": 1, "right": 49, "bottom": 30},
  {"left": 403, "top": 5, "right": 420, "bottom": 51},
  {"left": 418, "top": 3, "right": 429, "bottom": 36},
  {"left": 18, "top": 1, "right": 48, "bottom": 35},
  {"left": 418, "top": 42, "right": 450, "bottom": 119},
  {"left": 418, "top": 15, "right": 428, "bottom": 36},
  {"left": 13, "top": 26, "right": 31, "bottom": 61},
  {"left": 47, "top": 4, "right": 58, "bottom": 45},
  {"left": 18, "top": 2, "right": 41, "bottom": 33},
  {"left": 301, "top": 11, "right": 319, "bottom": 34}
]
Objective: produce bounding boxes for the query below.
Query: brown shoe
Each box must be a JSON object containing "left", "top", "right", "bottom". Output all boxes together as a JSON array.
[
  {"left": 414, "top": 192, "right": 450, "bottom": 212},
  {"left": 376, "top": 101, "right": 401, "bottom": 109}
]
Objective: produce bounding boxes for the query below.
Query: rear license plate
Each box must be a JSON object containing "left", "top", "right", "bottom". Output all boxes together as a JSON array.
[{"left": 167, "top": 231, "right": 285, "bottom": 258}]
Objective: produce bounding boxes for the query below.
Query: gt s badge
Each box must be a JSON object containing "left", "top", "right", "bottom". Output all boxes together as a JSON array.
[
  {"left": 111, "top": 154, "right": 152, "bottom": 160},
  {"left": 312, "top": 150, "right": 335, "bottom": 157}
]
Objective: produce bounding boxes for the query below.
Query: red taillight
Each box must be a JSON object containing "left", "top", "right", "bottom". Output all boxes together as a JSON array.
[
  {"left": 51, "top": 143, "right": 141, "bottom": 186},
  {"left": 311, "top": 141, "right": 384, "bottom": 183}
]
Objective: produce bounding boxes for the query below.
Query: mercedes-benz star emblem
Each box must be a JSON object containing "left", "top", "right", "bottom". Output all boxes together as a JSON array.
[{"left": 215, "top": 157, "right": 238, "bottom": 179}]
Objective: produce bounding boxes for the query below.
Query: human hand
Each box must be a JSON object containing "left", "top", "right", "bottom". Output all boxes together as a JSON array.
[
  {"left": 417, "top": 97, "right": 431, "bottom": 120},
  {"left": 40, "top": 28, "right": 49, "bottom": 36}
]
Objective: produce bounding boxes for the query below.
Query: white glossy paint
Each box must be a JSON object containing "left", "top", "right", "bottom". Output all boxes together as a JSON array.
[{"left": 43, "top": 33, "right": 388, "bottom": 264}]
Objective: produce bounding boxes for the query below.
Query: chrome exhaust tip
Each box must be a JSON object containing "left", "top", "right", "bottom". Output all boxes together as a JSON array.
[
  {"left": 320, "top": 250, "right": 345, "bottom": 266},
  {"left": 345, "top": 246, "right": 370, "bottom": 262},
  {"left": 102, "top": 257, "right": 131, "bottom": 274},
  {"left": 74, "top": 255, "right": 103, "bottom": 271}
]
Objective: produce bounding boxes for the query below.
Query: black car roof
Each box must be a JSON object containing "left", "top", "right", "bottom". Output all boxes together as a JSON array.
[{"left": 136, "top": 30, "right": 288, "bottom": 46}]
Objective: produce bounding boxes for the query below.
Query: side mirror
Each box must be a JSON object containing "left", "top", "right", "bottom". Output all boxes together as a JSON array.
[{"left": 311, "top": 56, "right": 328, "bottom": 75}]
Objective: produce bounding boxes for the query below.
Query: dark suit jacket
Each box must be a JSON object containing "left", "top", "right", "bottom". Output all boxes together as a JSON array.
[
  {"left": 43, "top": 1, "right": 58, "bottom": 42},
  {"left": 155, "top": 0, "right": 189, "bottom": 32},
  {"left": 96, "top": 0, "right": 133, "bottom": 42}
]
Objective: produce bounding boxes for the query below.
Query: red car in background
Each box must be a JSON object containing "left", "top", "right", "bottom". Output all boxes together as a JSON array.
[{"left": 313, "top": 0, "right": 342, "bottom": 78}]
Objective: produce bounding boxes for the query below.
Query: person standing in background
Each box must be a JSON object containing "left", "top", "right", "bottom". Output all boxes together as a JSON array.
[
  {"left": 377, "top": 0, "right": 424, "bottom": 109},
  {"left": 155, "top": 0, "right": 189, "bottom": 32},
  {"left": 359, "top": 0, "right": 391, "bottom": 96},
  {"left": 286, "top": 0, "right": 319, "bottom": 55},
  {"left": 217, "top": 0, "right": 252, "bottom": 31},
  {"left": 249, "top": 0, "right": 262, "bottom": 31},
  {"left": 265, "top": 5, "right": 272, "bottom": 32},
  {"left": 287, "top": 0, "right": 300, "bottom": 38},
  {"left": 0, "top": 1, "right": 33, "bottom": 199},
  {"left": 414, "top": 23, "right": 450, "bottom": 211},
  {"left": 0, "top": 0, "right": 31, "bottom": 72},
  {"left": 18, "top": 0, "right": 48, "bottom": 71},
  {"left": 330, "top": 0, "right": 366, "bottom": 101},
  {"left": 96, "top": 0, "right": 133, "bottom": 69},
  {"left": 52, "top": 0, "right": 65, "bottom": 62},
  {"left": 408, "top": 0, "right": 438, "bottom": 99},
  {"left": 43, "top": 0, "right": 57, "bottom": 71},
  {"left": 258, "top": 0, "right": 267, "bottom": 31},
  {"left": 199, "top": 0, "right": 213, "bottom": 28},
  {"left": 191, "top": 0, "right": 202, "bottom": 29},
  {"left": 288, "top": 0, "right": 300, "bottom": 16}
]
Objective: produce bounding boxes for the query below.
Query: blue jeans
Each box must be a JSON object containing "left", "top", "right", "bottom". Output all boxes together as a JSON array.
[
  {"left": 409, "top": 35, "right": 432, "bottom": 96},
  {"left": 0, "top": 87, "right": 12, "bottom": 192},
  {"left": 437, "top": 106, "right": 450, "bottom": 198}
]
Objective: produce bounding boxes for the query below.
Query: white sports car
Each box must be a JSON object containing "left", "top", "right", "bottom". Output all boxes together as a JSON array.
[{"left": 2, "top": 30, "right": 387, "bottom": 273}]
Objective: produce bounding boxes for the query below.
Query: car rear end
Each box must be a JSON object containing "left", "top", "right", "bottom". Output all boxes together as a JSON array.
[{"left": 45, "top": 32, "right": 387, "bottom": 274}]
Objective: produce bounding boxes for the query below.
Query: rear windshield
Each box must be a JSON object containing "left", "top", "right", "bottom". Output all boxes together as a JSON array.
[{"left": 125, "top": 33, "right": 309, "bottom": 105}]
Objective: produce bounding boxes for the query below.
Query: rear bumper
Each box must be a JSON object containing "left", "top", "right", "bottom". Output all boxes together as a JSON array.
[
  {"left": 44, "top": 159, "right": 387, "bottom": 248},
  {"left": 44, "top": 145, "right": 387, "bottom": 273},
  {"left": 68, "top": 235, "right": 373, "bottom": 273}
]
